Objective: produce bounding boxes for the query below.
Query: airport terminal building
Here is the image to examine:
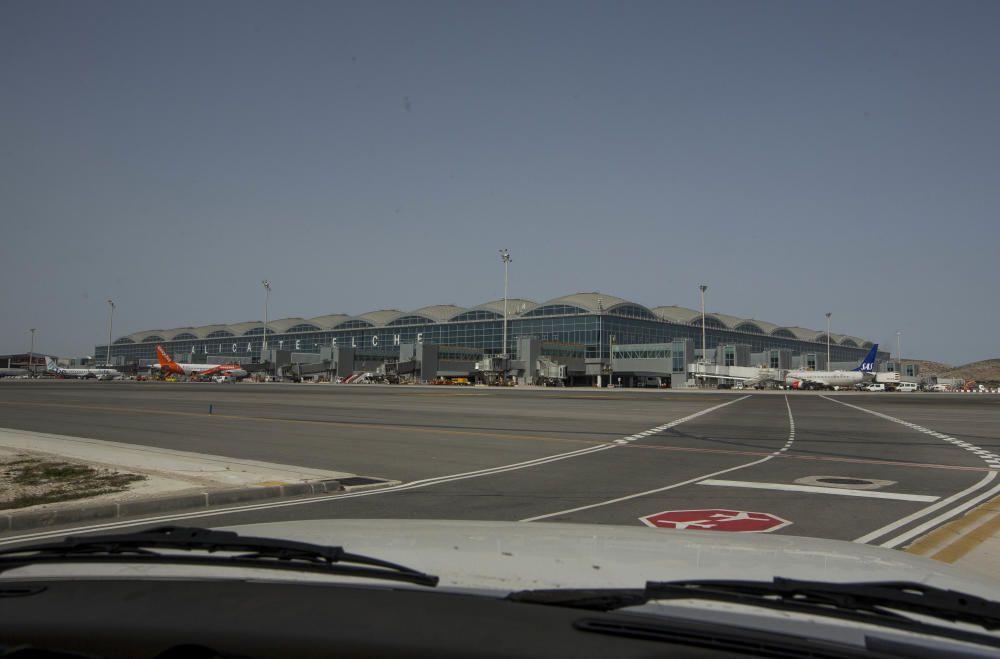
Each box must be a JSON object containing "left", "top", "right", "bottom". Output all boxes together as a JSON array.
[{"left": 96, "top": 293, "right": 880, "bottom": 386}]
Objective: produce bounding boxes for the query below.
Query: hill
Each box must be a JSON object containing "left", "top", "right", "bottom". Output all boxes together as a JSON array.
[
  {"left": 937, "top": 359, "right": 1000, "bottom": 384},
  {"left": 900, "top": 359, "right": 953, "bottom": 377}
]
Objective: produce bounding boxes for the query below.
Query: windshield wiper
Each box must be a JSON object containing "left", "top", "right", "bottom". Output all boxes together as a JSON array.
[
  {"left": 0, "top": 525, "right": 439, "bottom": 587},
  {"left": 508, "top": 578, "right": 1000, "bottom": 649}
]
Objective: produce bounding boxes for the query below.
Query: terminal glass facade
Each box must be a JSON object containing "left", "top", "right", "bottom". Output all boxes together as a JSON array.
[{"left": 97, "top": 308, "right": 872, "bottom": 366}]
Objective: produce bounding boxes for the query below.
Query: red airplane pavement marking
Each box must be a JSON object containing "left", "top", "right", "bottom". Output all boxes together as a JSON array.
[{"left": 640, "top": 509, "right": 792, "bottom": 533}]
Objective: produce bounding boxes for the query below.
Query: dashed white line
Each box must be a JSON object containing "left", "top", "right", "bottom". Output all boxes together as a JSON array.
[
  {"left": 0, "top": 396, "right": 752, "bottom": 547},
  {"left": 520, "top": 395, "right": 796, "bottom": 522},
  {"left": 819, "top": 395, "right": 1000, "bottom": 547}
]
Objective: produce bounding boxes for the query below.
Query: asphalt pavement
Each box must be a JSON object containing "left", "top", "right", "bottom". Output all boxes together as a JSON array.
[{"left": 1, "top": 381, "right": 998, "bottom": 564}]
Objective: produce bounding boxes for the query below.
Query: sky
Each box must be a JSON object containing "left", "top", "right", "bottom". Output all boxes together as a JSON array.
[{"left": 2, "top": 0, "right": 998, "bottom": 365}]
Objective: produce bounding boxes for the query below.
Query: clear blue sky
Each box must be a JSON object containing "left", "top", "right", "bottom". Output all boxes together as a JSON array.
[{"left": 2, "top": 1, "right": 997, "bottom": 364}]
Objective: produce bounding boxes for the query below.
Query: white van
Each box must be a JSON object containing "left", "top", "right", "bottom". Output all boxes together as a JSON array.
[
  {"left": 896, "top": 382, "right": 918, "bottom": 392},
  {"left": 865, "top": 383, "right": 886, "bottom": 392}
]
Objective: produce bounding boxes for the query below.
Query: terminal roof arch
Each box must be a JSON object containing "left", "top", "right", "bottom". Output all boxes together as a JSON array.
[
  {"left": 539, "top": 292, "right": 633, "bottom": 314},
  {"left": 193, "top": 324, "right": 230, "bottom": 339},
  {"left": 406, "top": 305, "right": 467, "bottom": 323},
  {"left": 653, "top": 306, "right": 701, "bottom": 324},
  {"left": 449, "top": 309, "right": 502, "bottom": 322},
  {"left": 522, "top": 293, "right": 649, "bottom": 318},
  {"left": 171, "top": 333, "right": 198, "bottom": 341},
  {"left": 691, "top": 314, "right": 729, "bottom": 329},
  {"left": 332, "top": 318, "right": 374, "bottom": 329},
  {"left": 356, "top": 310, "right": 404, "bottom": 326},
  {"left": 771, "top": 326, "right": 819, "bottom": 341},
  {"left": 228, "top": 321, "right": 264, "bottom": 336},
  {"left": 127, "top": 330, "right": 167, "bottom": 343},
  {"left": 264, "top": 318, "right": 311, "bottom": 334},
  {"left": 711, "top": 313, "right": 744, "bottom": 328},
  {"left": 387, "top": 314, "right": 436, "bottom": 326},
  {"left": 734, "top": 319, "right": 778, "bottom": 335},
  {"left": 287, "top": 323, "right": 322, "bottom": 333},
  {"left": 308, "top": 314, "right": 351, "bottom": 329},
  {"left": 470, "top": 299, "right": 538, "bottom": 317}
]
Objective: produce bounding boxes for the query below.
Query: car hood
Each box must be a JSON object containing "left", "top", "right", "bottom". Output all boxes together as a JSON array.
[{"left": 217, "top": 519, "right": 999, "bottom": 597}]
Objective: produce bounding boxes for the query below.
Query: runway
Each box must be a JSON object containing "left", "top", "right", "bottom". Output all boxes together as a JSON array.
[{"left": 1, "top": 381, "right": 998, "bottom": 550}]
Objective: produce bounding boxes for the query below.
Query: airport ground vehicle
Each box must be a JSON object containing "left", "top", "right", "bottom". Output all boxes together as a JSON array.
[
  {"left": 895, "top": 382, "right": 919, "bottom": 392},
  {"left": 865, "top": 383, "right": 886, "bottom": 392},
  {"left": 1, "top": 521, "right": 998, "bottom": 658}
]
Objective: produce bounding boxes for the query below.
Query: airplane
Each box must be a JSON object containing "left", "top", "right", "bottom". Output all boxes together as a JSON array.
[
  {"left": 45, "top": 357, "right": 121, "bottom": 380},
  {"left": 0, "top": 367, "right": 29, "bottom": 378},
  {"left": 154, "top": 345, "right": 248, "bottom": 380},
  {"left": 784, "top": 344, "right": 879, "bottom": 390}
]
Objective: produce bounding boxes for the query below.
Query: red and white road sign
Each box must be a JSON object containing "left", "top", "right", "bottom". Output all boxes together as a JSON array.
[{"left": 640, "top": 509, "right": 791, "bottom": 533}]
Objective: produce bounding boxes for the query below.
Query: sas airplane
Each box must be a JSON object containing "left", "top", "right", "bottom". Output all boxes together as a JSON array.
[
  {"left": 46, "top": 357, "right": 121, "bottom": 380},
  {"left": 785, "top": 344, "right": 878, "bottom": 390},
  {"left": 154, "top": 345, "right": 248, "bottom": 380}
]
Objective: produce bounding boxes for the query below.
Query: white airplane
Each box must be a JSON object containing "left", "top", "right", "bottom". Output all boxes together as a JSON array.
[
  {"left": 46, "top": 357, "right": 121, "bottom": 380},
  {"left": 153, "top": 345, "right": 248, "bottom": 380},
  {"left": 785, "top": 344, "right": 878, "bottom": 390}
]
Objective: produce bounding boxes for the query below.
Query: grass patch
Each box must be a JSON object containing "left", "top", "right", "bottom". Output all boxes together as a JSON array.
[{"left": 1, "top": 457, "right": 146, "bottom": 510}]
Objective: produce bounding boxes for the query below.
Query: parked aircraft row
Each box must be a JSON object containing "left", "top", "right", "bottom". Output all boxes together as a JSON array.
[{"left": 12, "top": 348, "right": 248, "bottom": 382}]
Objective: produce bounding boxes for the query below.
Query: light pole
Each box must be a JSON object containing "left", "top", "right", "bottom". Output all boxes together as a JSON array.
[
  {"left": 499, "top": 249, "right": 511, "bottom": 359},
  {"left": 699, "top": 285, "right": 708, "bottom": 364},
  {"left": 262, "top": 280, "right": 271, "bottom": 364},
  {"left": 597, "top": 297, "right": 604, "bottom": 387},
  {"left": 28, "top": 328, "right": 36, "bottom": 377},
  {"left": 896, "top": 331, "right": 902, "bottom": 366},
  {"left": 825, "top": 312, "right": 831, "bottom": 369},
  {"left": 107, "top": 300, "right": 115, "bottom": 367},
  {"left": 609, "top": 333, "right": 615, "bottom": 387}
]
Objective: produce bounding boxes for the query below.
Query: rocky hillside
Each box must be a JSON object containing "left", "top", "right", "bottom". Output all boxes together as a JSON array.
[
  {"left": 901, "top": 359, "right": 953, "bottom": 377},
  {"left": 937, "top": 359, "right": 1000, "bottom": 384}
]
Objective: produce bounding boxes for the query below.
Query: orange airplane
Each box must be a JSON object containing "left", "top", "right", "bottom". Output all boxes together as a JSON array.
[{"left": 154, "top": 345, "right": 248, "bottom": 380}]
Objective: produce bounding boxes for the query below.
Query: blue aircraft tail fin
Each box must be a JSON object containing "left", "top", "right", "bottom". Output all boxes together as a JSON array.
[{"left": 851, "top": 344, "right": 879, "bottom": 372}]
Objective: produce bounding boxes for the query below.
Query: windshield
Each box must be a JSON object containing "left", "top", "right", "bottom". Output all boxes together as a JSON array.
[{"left": 1, "top": 1, "right": 998, "bottom": 656}]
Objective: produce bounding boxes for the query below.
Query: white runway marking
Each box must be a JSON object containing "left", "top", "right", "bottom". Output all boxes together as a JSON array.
[
  {"left": 697, "top": 479, "right": 939, "bottom": 502},
  {"left": 0, "top": 397, "right": 751, "bottom": 547},
  {"left": 520, "top": 395, "right": 796, "bottom": 522},
  {"left": 819, "top": 396, "right": 1000, "bottom": 547}
]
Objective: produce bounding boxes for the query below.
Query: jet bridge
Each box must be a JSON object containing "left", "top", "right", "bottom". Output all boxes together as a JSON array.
[{"left": 689, "top": 363, "right": 783, "bottom": 387}]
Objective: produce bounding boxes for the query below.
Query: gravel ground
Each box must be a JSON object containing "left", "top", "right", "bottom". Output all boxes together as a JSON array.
[{"left": 0, "top": 448, "right": 146, "bottom": 510}]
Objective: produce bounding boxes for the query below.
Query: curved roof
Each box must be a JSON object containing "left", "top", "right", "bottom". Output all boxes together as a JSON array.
[
  {"left": 126, "top": 330, "right": 169, "bottom": 343},
  {"left": 733, "top": 318, "right": 779, "bottom": 334},
  {"left": 691, "top": 313, "right": 729, "bottom": 328},
  {"left": 356, "top": 310, "right": 403, "bottom": 326},
  {"left": 408, "top": 305, "right": 467, "bottom": 323},
  {"left": 653, "top": 306, "right": 701, "bottom": 324},
  {"left": 772, "top": 326, "right": 820, "bottom": 341},
  {"left": 469, "top": 299, "right": 539, "bottom": 317},
  {"left": 227, "top": 321, "right": 263, "bottom": 336},
  {"left": 266, "top": 318, "right": 310, "bottom": 334},
  {"left": 190, "top": 324, "right": 230, "bottom": 339},
  {"left": 711, "top": 313, "right": 744, "bottom": 329},
  {"left": 538, "top": 292, "right": 632, "bottom": 314},
  {"left": 308, "top": 314, "right": 351, "bottom": 329}
]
